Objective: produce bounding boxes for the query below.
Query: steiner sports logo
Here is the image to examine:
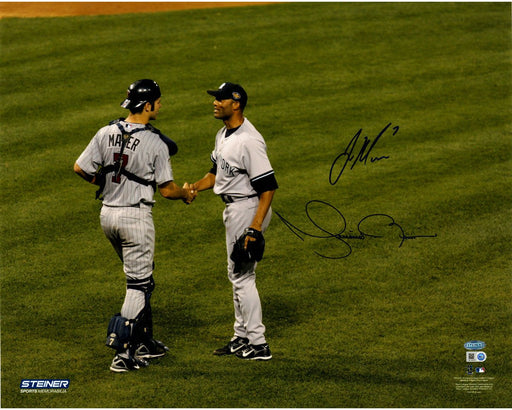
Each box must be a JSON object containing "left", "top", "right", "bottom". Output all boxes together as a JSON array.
[
  {"left": 464, "top": 340, "right": 486, "bottom": 350},
  {"left": 20, "top": 379, "right": 69, "bottom": 391}
]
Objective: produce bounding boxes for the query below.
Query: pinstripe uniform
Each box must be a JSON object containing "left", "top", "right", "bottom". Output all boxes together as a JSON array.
[
  {"left": 76, "top": 119, "right": 173, "bottom": 319},
  {"left": 211, "top": 118, "right": 276, "bottom": 346}
]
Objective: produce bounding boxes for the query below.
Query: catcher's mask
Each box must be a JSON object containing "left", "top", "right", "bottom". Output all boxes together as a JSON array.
[{"left": 121, "top": 79, "right": 161, "bottom": 111}]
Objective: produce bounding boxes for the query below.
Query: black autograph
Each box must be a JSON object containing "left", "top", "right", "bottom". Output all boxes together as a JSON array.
[
  {"left": 275, "top": 200, "right": 437, "bottom": 259},
  {"left": 329, "top": 122, "right": 398, "bottom": 185}
]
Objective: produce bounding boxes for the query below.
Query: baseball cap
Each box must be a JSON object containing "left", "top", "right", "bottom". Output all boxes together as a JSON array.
[{"left": 207, "top": 82, "right": 247, "bottom": 109}]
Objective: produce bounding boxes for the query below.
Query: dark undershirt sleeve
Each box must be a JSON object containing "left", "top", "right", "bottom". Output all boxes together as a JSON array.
[{"left": 250, "top": 172, "right": 278, "bottom": 194}]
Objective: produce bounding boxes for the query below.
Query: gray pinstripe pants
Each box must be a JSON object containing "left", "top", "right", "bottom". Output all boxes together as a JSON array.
[{"left": 100, "top": 204, "right": 155, "bottom": 320}]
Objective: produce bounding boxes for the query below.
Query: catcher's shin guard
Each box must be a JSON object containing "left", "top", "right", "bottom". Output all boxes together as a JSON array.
[
  {"left": 127, "top": 275, "right": 155, "bottom": 348},
  {"left": 106, "top": 313, "right": 134, "bottom": 352},
  {"left": 131, "top": 299, "right": 153, "bottom": 346}
]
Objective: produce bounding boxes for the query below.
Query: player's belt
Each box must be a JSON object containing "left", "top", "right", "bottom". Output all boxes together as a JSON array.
[{"left": 220, "top": 194, "right": 258, "bottom": 204}]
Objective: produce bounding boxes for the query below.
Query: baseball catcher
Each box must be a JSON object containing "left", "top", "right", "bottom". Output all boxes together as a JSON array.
[{"left": 74, "top": 79, "right": 196, "bottom": 373}]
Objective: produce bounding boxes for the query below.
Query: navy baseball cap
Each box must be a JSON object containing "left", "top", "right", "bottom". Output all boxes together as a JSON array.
[{"left": 207, "top": 82, "right": 247, "bottom": 109}]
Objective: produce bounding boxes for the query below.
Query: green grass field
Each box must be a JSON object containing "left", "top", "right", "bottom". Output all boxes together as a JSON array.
[{"left": 1, "top": 2, "right": 511, "bottom": 407}]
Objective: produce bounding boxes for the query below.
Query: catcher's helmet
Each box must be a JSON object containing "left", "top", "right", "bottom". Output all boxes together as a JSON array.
[{"left": 121, "top": 79, "right": 161, "bottom": 110}]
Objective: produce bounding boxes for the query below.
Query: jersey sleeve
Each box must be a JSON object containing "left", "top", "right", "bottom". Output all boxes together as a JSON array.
[
  {"left": 209, "top": 151, "right": 217, "bottom": 175},
  {"left": 154, "top": 147, "right": 173, "bottom": 186},
  {"left": 242, "top": 136, "right": 278, "bottom": 194},
  {"left": 75, "top": 131, "right": 103, "bottom": 176},
  {"left": 251, "top": 170, "right": 278, "bottom": 193}
]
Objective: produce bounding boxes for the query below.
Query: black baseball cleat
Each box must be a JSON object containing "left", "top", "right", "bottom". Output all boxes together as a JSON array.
[
  {"left": 213, "top": 336, "right": 249, "bottom": 356},
  {"left": 134, "top": 339, "right": 169, "bottom": 360},
  {"left": 110, "top": 354, "right": 149, "bottom": 373},
  {"left": 236, "top": 343, "right": 272, "bottom": 360}
]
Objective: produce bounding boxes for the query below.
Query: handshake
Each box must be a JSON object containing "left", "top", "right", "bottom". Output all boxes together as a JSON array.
[{"left": 182, "top": 182, "right": 198, "bottom": 204}]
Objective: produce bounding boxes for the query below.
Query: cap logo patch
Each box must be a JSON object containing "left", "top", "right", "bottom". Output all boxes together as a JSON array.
[{"left": 232, "top": 92, "right": 241, "bottom": 100}]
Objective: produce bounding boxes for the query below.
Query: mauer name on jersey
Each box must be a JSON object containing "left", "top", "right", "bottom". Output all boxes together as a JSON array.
[{"left": 108, "top": 134, "right": 140, "bottom": 152}]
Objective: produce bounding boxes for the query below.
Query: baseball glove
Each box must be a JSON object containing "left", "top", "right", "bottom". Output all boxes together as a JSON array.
[{"left": 230, "top": 228, "right": 265, "bottom": 272}]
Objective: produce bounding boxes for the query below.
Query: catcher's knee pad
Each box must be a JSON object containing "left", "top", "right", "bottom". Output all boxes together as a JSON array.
[
  {"left": 106, "top": 313, "right": 134, "bottom": 351},
  {"left": 127, "top": 275, "right": 155, "bottom": 295}
]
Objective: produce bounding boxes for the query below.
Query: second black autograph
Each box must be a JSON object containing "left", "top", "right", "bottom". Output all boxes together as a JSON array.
[{"left": 275, "top": 200, "right": 437, "bottom": 259}]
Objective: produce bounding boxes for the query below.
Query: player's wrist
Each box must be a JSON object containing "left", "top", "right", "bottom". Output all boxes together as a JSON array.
[{"left": 248, "top": 224, "right": 262, "bottom": 232}]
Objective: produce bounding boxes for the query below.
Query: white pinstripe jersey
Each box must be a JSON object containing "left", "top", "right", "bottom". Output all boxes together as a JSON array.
[
  {"left": 76, "top": 120, "right": 173, "bottom": 207},
  {"left": 211, "top": 118, "right": 274, "bottom": 197}
]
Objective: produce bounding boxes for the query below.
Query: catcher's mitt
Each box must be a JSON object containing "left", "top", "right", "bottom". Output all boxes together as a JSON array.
[{"left": 230, "top": 228, "right": 265, "bottom": 272}]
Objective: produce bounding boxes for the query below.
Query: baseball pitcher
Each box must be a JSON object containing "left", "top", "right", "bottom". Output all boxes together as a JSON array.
[{"left": 190, "top": 82, "right": 278, "bottom": 360}]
